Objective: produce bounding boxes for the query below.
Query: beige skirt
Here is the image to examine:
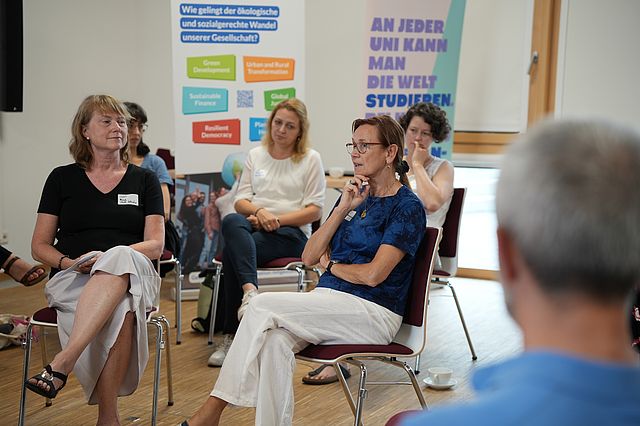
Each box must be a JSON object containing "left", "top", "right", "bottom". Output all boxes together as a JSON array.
[{"left": 44, "top": 245, "right": 160, "bottom": 404}]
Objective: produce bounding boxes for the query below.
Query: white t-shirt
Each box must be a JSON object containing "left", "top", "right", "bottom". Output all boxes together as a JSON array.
[{"left": 235, "top": 146, "right": 326, "bottom": 237}]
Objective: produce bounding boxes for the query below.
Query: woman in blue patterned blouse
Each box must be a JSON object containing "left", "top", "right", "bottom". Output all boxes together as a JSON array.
[{"left": 183, "top": 115, "right": 426, "bottom": 426}]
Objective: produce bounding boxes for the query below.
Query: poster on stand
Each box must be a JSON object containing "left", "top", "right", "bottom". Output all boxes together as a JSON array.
[
  {"left": 362, "top": 0, "right": 466, "bottom": 159},
  {"left": 170, "top": 1, "right": 304, "bottom": 278}
]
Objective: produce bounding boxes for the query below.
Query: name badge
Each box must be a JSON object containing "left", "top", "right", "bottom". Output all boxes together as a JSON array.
[
  {"left": 118, "top": 194, "right": 139, "bottom": 206},
  {"left": 345, "top": 210, "right": 356, "bottom": 221},
  {"left": 254, "top": 169, "right": 267, "bottom": 178}
]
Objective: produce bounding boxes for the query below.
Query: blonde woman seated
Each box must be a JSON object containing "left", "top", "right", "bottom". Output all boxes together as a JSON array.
[
  {"left": 26, "top": 95, "right": 164, "bottom": 425},
  {"left": 182, "top": 115, "right": 426, "bottom": 426}
]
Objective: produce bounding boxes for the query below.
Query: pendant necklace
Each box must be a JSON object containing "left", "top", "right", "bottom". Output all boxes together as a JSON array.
[{"left": 360, "top": 196, "right": 379, "bottom": 219}]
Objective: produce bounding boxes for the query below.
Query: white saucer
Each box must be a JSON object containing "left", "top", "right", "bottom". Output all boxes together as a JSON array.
[{"left": 423, "top": 377, "right": 457, "bottom": 390}]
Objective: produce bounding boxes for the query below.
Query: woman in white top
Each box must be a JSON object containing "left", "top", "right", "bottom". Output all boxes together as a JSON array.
[
  {"left": 207, "top": 98, "right": 326, "bottom": 367},
  {"left": 399, "top": 102, "right": 454, "bottom": 229}
]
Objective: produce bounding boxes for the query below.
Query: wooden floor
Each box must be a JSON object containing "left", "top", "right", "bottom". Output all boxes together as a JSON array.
[{"left": 0, "top": 273, "right": 522, "bottom": 425}]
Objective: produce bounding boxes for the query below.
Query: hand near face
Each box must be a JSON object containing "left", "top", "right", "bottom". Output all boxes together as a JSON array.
[
  {"left": 412, "top": 141, "right": 430, "bottom": 167},
  {"left": 338, "top": 174, "right": 370, "bottom": 212}
]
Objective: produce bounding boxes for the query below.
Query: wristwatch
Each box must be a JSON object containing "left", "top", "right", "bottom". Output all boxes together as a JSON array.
[{"left": 326, "top": 260, "right": 336, "bottom": 273}]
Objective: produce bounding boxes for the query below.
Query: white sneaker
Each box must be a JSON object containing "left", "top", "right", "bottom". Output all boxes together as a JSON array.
[
  {"left": 208, "top": 334, "right": 234, "bottom": 367},
  {"left": 237, "top": 289, "right": 259, "bottom": 321}
]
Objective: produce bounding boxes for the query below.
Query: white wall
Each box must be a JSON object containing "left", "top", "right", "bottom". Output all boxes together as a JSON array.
[
  {"left": 0, "top": 0, "right": 174, "bottom": 258},
  {"left": 555, "top": 0, "right": 640, "bottom": 131}
]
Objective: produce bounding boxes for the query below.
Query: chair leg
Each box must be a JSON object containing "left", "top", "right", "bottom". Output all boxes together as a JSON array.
[
  {"left": 353, "top": 363, "right": 368, "bottom": 426},
  {"left": 335, "top": 361, "right": 358, "bottom": 417},
  {"left": 39, "top": 326, "right": 53, "bottom": 407},
  {"left": 158, "top": 315, "right": 174, "bottom": 406},
  {"left": 208, "top": 266, "right": 222, "bottom": 345},
  {"left": 149, "top": 318, "right": 163, "bottom": 426},
  {"left": 447, "top": 282, "right": 478, "bottom": 360},
  {"left": 294, "top": 265, "right": 304, "bottom": 292},
  {"left": 18, "top": 323, "right": 34, "bottom": 426},
  {"left": 174, "top": 259, "right": 182, "bottom": 345},
  {"left": 389, "top": 359, "right": 428, "bottom": 409},
  {"left": 414, "top": 353, "right": 421, "bottom": 374}
]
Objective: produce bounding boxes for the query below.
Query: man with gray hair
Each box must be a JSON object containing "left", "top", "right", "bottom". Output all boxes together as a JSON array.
[{"left": 401, "top": 119, "right": 640, "bottom": 425}]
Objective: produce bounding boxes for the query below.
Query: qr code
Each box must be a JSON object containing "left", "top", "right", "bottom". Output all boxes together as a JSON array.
[{"left": 237, "top": 90, "right": 254, "bottom": 108}]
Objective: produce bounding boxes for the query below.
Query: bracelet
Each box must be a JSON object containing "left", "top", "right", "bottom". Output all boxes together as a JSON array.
[
  {"left": 254, "top": 207, "right": 264, "bottom": 216},
  {"left": 58, "top": 254, "right": 69, "bottom": 270},
  {"left": 326, "top": 260, "right": 336, "bottom": 273}
]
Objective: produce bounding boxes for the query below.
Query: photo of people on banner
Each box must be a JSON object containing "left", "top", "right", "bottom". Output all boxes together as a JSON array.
[{"left": 175, "top": 152, "right": 246, "bottom": 275}]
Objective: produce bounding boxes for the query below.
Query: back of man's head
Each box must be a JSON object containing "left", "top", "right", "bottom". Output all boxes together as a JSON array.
[{"left": 496, "top": 118, "right": 640, "bottom": 302}]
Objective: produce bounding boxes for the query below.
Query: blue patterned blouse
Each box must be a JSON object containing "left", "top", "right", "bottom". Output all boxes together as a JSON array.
[{"left": 317, "top": 185, "right": 426, "bottom": 315}]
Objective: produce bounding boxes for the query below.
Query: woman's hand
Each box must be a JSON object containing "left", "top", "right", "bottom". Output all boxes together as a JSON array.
[
  {"left": 256, "top": 208, "right": 280, "bottom": 232},
  {"left": 319, "top": 251, "right": 330, "bottom": 270},
  {"left": 411, "top": 141, "right": 429, "bottom": 167},
  {"left": 73, "top": 251, "right": 103, "bottom": 274},
  {"left": 338, "top": 174, "right": 370, "bottom": 212},
  {"left": 247, "top": 214, "right": 262, "bottom": 230}
]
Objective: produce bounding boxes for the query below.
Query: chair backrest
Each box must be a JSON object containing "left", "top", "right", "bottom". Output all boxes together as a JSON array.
[
  {"left": 395, "top": 227, "right": 441, "bottom": 352},
  {"left": 155, "top": 148, "right": 175, "bottom": 170},
  {"left": 437, "top": 187, "right": 466, "bottom": 274}
]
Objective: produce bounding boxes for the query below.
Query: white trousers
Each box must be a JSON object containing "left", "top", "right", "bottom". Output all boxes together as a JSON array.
[{"left": 211, "top": 288, "right": 402, "bottom": 426}]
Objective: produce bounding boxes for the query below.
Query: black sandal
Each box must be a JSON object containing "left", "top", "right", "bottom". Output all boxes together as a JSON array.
[
  {"left": 302, "top": 363, "right": 351, "bottom": 385},
  {"left": 25, "top": 364, "right": 68, "bottom": 399}
]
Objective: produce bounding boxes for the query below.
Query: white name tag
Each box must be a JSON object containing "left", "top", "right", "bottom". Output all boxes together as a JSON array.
[
  {"left": 118, "top": 194, "right": 139, "bottom": 206},
  {"left": 254, "top": 169, "right": 267, "bottom": 178}
]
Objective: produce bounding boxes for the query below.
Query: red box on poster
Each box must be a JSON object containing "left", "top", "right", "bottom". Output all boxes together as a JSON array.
[{"left": 192, "top": 119, "right": 241, "bottom": 145}]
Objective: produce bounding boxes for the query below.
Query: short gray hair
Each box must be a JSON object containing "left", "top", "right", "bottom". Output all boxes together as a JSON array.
[{"left": 496, "top": 118, "right": 640, "bottom": 301}]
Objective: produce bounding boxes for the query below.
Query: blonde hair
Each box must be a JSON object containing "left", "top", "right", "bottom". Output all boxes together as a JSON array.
[
  {"left": 261, "top": 98, "right": 310, "bottom": 163},
  {"left": 69, "top": 95, "right": 130, "bottom": 169}
]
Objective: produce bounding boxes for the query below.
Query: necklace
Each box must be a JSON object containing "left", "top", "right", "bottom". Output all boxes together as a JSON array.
[
  {"left": 360, "top": 180, "right": 399, "bottom": 219},
  {"left": 360, "top": 196, "right": 379, "bottom": 219}
]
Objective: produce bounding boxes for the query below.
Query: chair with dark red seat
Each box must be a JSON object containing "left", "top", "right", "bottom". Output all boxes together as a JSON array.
[
  {"left": 430, "top": 187, "right": 477, "bottom": 361},
  {"left": 18, "top": 304, "right": 174, "bottom": 425},
  {"left": 206, "top": 255, "right": 320, "bottom": 344},
  {"left": 295, "top": 227, "right": 442, "bottom": 426},
  {"left": 205, "top": 219, "right": 322, "bottom": 345}
]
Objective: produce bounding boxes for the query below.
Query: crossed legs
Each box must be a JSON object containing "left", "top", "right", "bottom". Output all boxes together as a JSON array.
[{"left": 27, "top": 271, "right": 132, "bottom": 424}]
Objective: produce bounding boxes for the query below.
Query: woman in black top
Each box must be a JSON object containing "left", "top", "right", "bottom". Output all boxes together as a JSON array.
[{"left": 27, "top": 95, "right": 164, "bottom": 424}]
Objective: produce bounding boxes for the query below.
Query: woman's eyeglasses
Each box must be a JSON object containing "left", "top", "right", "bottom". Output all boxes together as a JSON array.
[
  {"left": 345, "top": 142, "right": 384, "bottom": 154},
  {"left": 128, "top": 120, "right": 148, "bottom": 132}
]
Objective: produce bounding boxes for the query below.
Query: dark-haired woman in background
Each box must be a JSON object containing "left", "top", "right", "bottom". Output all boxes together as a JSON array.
[
  {"left": 399, "top": 102, "right": 454, "bottom": 230},
  {"left": 124, "top": 102, "right": 173, "bottom": 221}
]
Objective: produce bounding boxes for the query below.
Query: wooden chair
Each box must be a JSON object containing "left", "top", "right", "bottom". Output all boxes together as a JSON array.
[
  {"left": 18, "top": 306, "right": 174, "bottom": 425},
  {"left": 430, "top": 187, "right": 477, "bottom": 361},
  {"left": 295, "top": 227, "right": 442, "bottom": 426}
]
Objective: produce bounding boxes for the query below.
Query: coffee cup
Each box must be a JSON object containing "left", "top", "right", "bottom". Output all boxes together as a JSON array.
[
  {"left": 328, "top": 167, "right": 344, "bottom": 178},
  {"left": 427, "top": 367, "right": 452, "bottom": 385}
]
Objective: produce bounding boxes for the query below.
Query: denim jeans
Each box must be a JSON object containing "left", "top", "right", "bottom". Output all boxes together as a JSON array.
[{"left": 220, "top": 213, "right": 308, "bottom": 333}]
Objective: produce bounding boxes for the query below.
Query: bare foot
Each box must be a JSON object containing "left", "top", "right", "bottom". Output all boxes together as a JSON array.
[{"left": 2, "top": 255, "right": 46, "bottom": 286}]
